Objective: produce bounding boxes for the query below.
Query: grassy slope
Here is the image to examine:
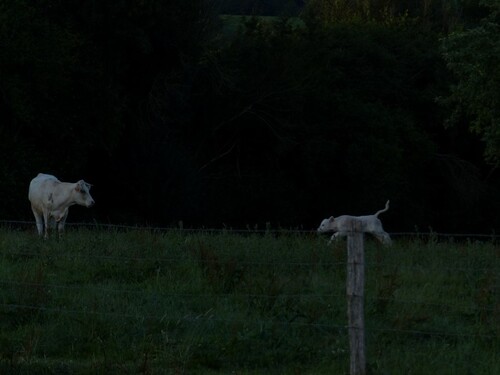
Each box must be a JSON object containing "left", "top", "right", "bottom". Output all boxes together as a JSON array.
[{"left": 0, "top": 229, "right": 498, "bottom": 374}]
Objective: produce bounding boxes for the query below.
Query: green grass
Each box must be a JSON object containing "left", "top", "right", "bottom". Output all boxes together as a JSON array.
[{"left": 0, "top": 228, "right": 498, "bottom": 374}]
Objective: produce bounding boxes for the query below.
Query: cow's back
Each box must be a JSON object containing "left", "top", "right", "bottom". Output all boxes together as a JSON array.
[{"left": 28, "top": 173, "right": 60, "bottom": 210}]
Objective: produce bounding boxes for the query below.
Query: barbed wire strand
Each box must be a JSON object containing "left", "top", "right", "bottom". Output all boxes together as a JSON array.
[
  {"left": 1, "top": 279, "right": 496, "bottom": 312},
  {"left": 0, "top": 303, "right": 496, "bottom": 340},
  {"left": 0, "top": 220, "right": 498, "bottom": 239},
  {"left": 1, "top": 249, "right": 496, "bottom": 273}
]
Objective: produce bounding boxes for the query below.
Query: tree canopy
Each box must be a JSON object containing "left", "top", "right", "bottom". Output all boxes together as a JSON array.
[
  {"left": 0, "top": 0, "right": 498, "bottom": 232},
  {"left": 441, "top": 0, "right": 500, "bottom": 164}
]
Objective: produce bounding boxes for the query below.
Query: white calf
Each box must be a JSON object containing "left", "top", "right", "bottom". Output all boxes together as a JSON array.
[{"left": 317, "top": 200, "right": 391, "bottom": 245}]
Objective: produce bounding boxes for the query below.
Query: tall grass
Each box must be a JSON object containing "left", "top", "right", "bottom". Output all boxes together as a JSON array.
[{"left": 0, "top": 228, "right": 498, "bottom": 374}]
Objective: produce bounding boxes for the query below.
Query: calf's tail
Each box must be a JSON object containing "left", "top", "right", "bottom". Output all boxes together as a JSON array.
[{"left": 374, "top": 200, "right": 390, "bottom": 217}]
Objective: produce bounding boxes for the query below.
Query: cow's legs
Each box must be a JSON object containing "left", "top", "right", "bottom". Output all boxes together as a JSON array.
[
  {"left": 57, "top": 208, "right": 69, "bottom": 237},
  {"left": 42, "top": 209, "right": 51, "bottom": 239},
  {"left": 328, "top": 231, "right": 347, "bottom": 244},
  {"left": 372, "top": 231, "right": 392, "bottom": 246},
  {"left": 31, "top": 207, "right": 44, "bottom": 236}
]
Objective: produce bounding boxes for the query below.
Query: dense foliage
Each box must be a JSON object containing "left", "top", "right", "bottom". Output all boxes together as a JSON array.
[
  {"left": 441, "top": 0, "right": 500, "bottom": 163},
  {"left": 0, "top": 0, "right": 499, "bottom": 232}
]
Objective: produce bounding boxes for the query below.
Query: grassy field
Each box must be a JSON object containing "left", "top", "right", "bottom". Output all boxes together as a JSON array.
[{"left": 0, "top": 228, "right": 498, "bottom": 374}]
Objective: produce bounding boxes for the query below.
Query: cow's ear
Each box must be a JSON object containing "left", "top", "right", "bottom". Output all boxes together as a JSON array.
[
  {"left": 75, "top": 180, "right": 86, "bottom": 192},
  {"left": 329, "top": 216, "right": 335, "bottom": 222}
]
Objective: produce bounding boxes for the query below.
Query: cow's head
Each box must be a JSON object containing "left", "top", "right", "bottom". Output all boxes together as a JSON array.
[
  {"left": 75, "top": 180, "right": 95, "bottom": 207},
  {"left": 317, "top": 216, "right": 335, "bottom": 233}
]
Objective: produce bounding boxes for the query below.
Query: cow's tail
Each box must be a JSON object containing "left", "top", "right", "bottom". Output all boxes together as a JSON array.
[{"left": 374, "top": 200, "right": 390, "bottom": 217}]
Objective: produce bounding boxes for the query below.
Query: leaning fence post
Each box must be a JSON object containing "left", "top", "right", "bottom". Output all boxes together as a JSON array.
[{"left": 347, "top": 219, "right": 366, "bottom": 375}]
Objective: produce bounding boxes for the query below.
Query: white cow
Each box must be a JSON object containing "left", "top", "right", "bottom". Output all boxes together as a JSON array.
[{"left": 28, "top": 173, "right": 95, "bottom": 238}]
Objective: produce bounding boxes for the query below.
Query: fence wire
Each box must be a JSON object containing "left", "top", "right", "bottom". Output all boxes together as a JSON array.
[
  {"left": 0, "top": 301, "right": 496, "bottom": 340},
  {"left": 0, "top": 279, "right": 497, "bottom": 312},
  {"left": 1, "top": 219, "right": 499, "bottom": 240}
]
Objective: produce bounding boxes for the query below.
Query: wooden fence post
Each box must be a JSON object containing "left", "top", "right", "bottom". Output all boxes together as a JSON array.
[{"left": 347, "top": 219, "right": 366, "bottom": 375}]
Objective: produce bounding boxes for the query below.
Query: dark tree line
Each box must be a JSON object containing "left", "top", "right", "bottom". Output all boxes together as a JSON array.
[
  {"left": 1, "top": 0, "right": 499, "bottom": 232},
  {"left": 220, "top": 0, "right": 304, "bottom": 16}
]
